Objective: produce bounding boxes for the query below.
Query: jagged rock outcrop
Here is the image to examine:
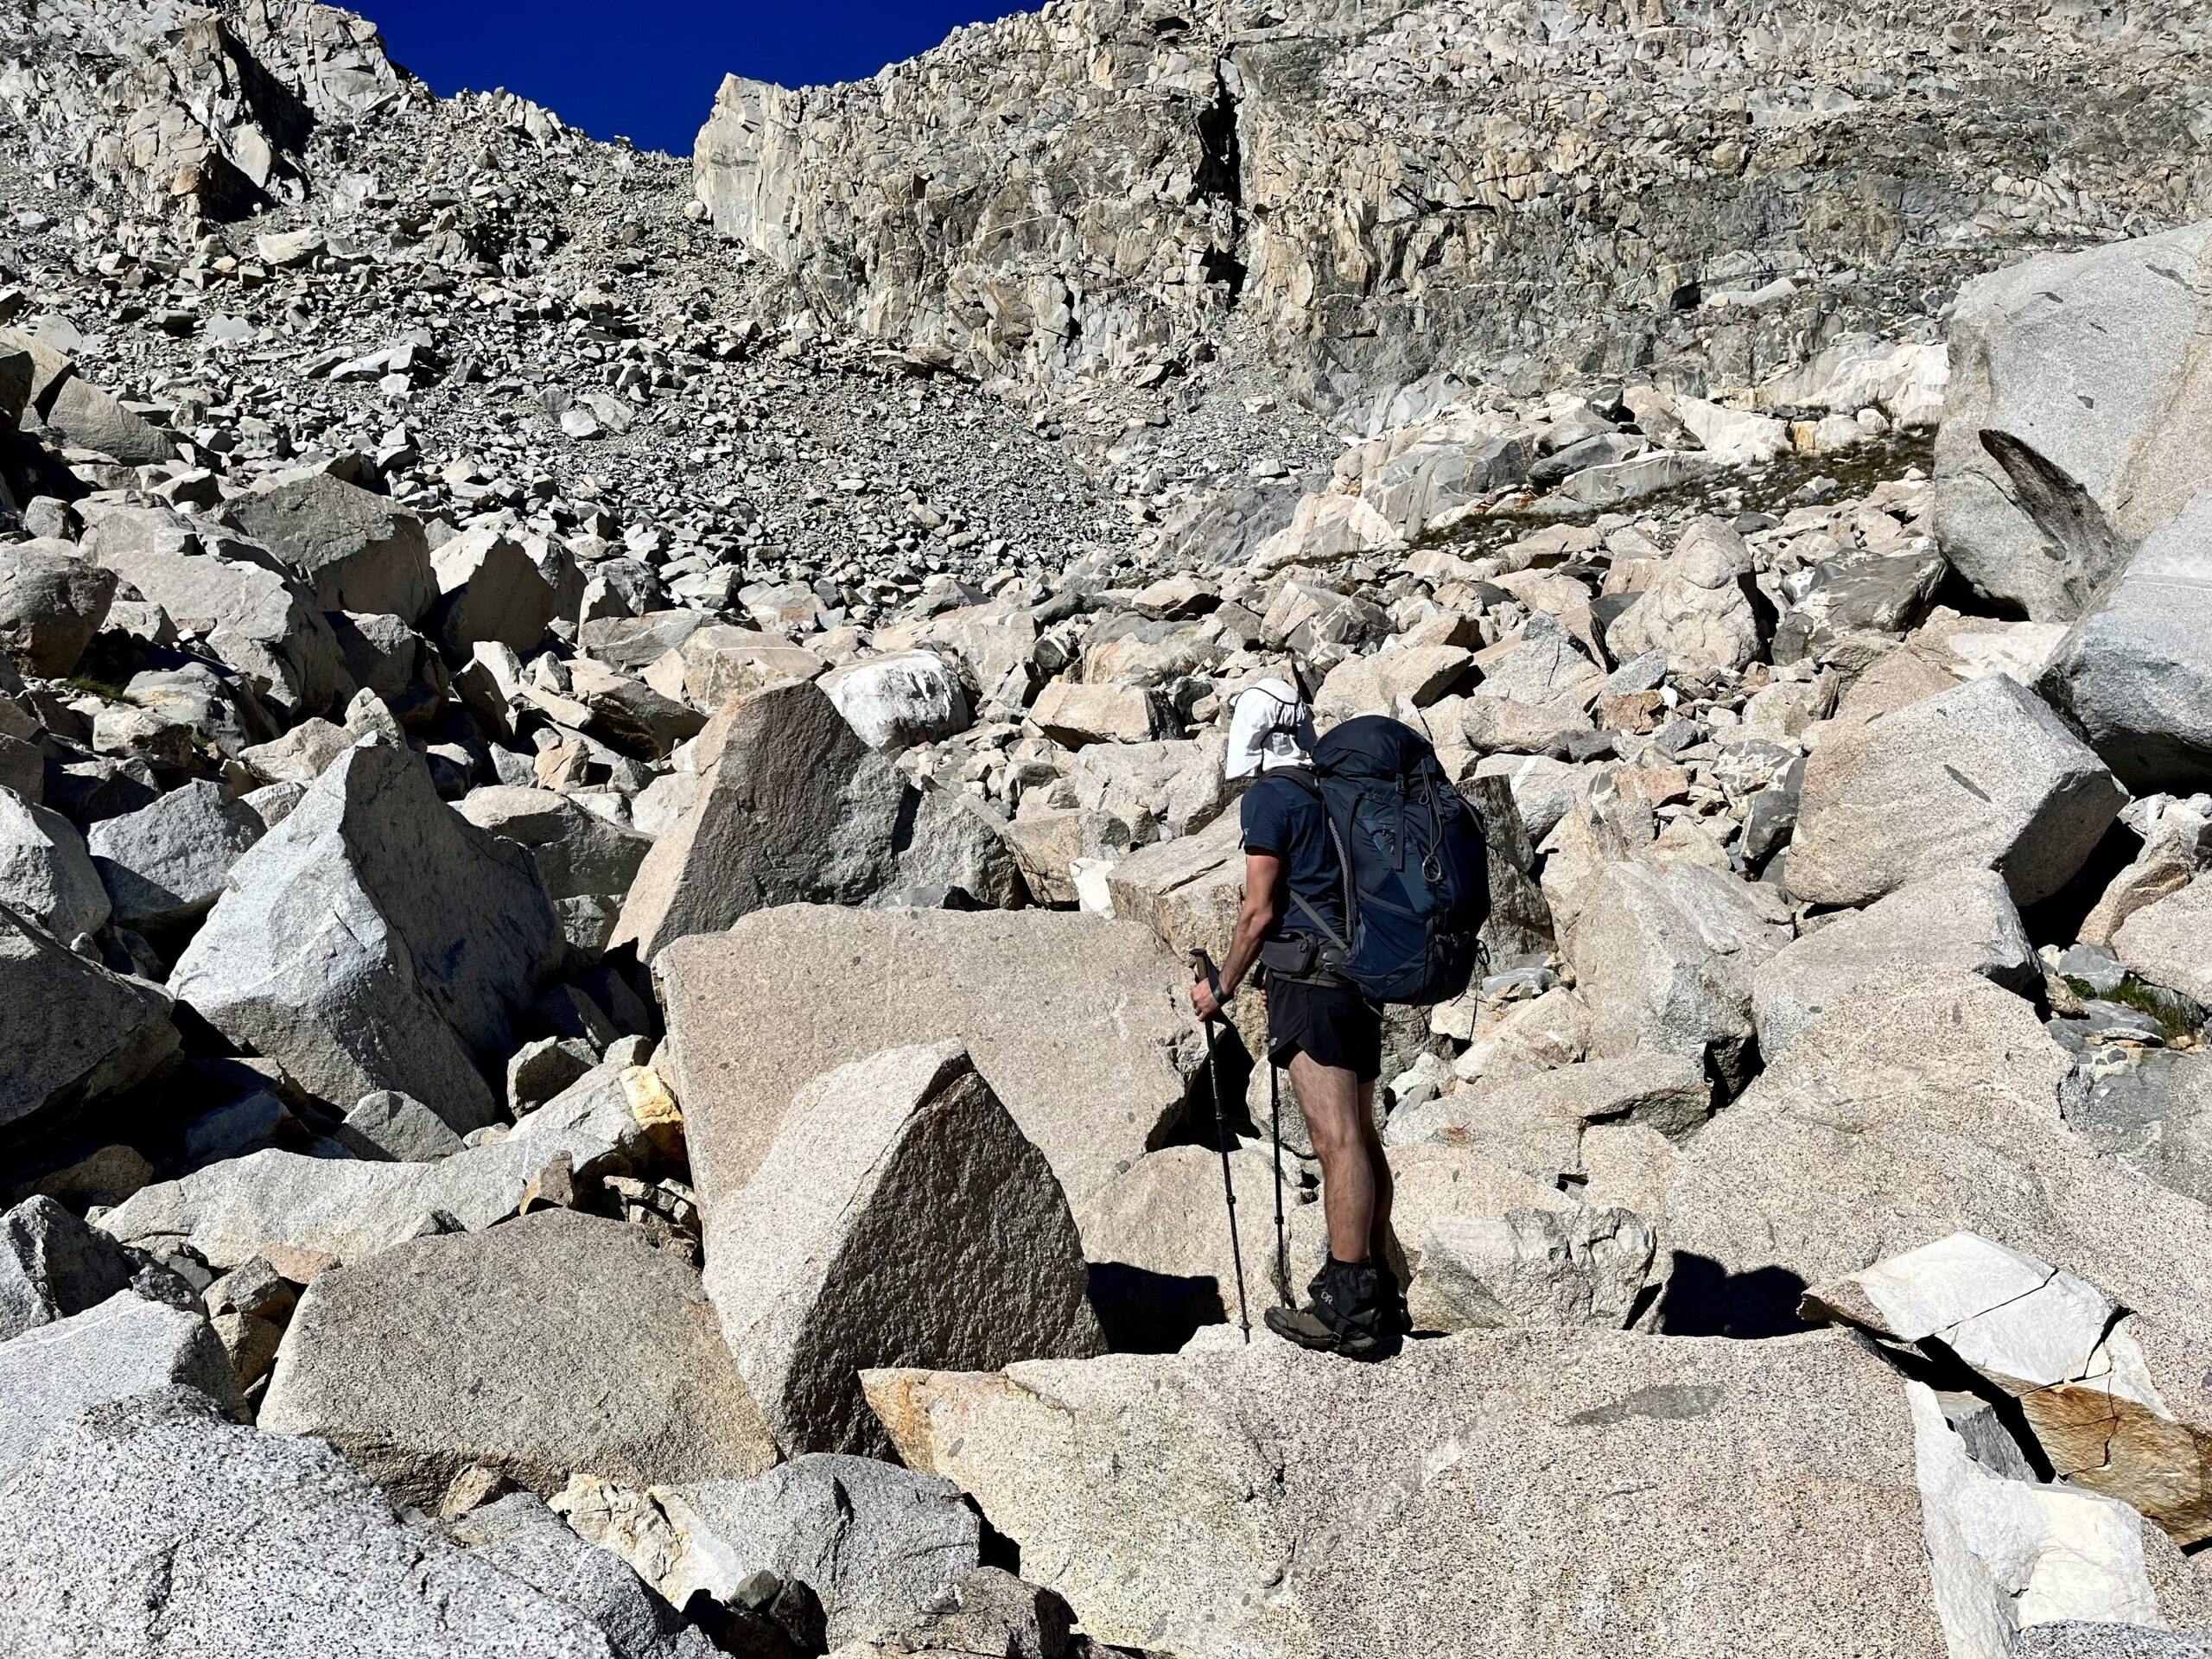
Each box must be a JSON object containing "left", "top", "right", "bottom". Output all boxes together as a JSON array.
[{"left": 695, "top": 0, "right": 2209, "bottom": 409}]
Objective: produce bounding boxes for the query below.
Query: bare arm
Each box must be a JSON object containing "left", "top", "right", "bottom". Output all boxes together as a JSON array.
[{"left": 1192, "top": 850, "right": 1282, "bottom": 1020}]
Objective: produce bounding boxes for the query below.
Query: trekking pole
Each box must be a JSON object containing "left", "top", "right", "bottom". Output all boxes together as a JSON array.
[
  {"left": 1190, "top": 950, "right": 1251, "bottom": 1344},
  {"left": 1267, "top": 1062, "right": 1292, "bottom": 1306}
]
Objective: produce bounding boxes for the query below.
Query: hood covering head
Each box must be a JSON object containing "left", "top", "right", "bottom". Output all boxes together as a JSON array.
[{"left": 1227, "top": 678, "right": 1316, "bottom": 779}]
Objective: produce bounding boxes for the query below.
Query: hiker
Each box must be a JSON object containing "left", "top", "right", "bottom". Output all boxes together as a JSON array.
[{"left": 1191, "top": 678, "right": 1400, "bottom": 1355}]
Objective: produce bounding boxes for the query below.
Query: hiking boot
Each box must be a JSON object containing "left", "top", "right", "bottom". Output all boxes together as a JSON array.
[
  {"left": 1374, "top": 1255, "right": 1410, "bottom": 1338},
  {"left": 1262, "top": 1256, "right": 1389, "bottom": 1357}
]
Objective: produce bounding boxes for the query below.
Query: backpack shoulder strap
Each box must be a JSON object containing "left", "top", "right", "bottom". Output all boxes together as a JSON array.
[{"left": 1267, "top": 766, "right": 1358, "bottom": 950}]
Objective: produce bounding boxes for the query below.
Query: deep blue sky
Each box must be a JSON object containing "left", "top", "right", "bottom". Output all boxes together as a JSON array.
[{"left": 359, "top": 1, "right": 1034, "bottom": 156}]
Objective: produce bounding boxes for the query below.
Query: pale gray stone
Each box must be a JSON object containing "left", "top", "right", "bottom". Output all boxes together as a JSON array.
[
  {"left": 0, "top": 1291, "right": 244, "bottom": 1471},
  {"left": 1751, "top": 868, "right": 2037, "bottom": 1056},
  {"left": 643, "top": 1455, "right": 981, "bottom": 1647},
  {"left": 2113, "top": 874, "right": 2212, "bottom": 1008},
  {"left": 1789, "top": 673, "right": 2126, "bottom": 907},
  {"left": 0, "top": 1389, "right": 677, "bottom": 1658},
  {"left": 2039, "top": 491, "right": 2212, "bottom": 792},
  {"left": 1605, "top": 518, "right": 1765, "bottom": 673},
  {"left": 431, "top": 525, "right": 560, "bottom": 657},
  {"left": 337, "top": 1090, "right": 467, "bottom": 1162},
  {"left": 447, "top": 1494, "right": 718, "bottom": 1659},
  {"left": 1560, "top": 860, "right": 1789, "bottom": 1095},
  {"left": 709, "top": 1043, "right": 1103, "bottom": 1458},
  {"left": 80, "top": 500, "right": 352, "bottom": 718},
  {"left": 610, "top": 680, "right": 906, "bottom": 964},
  {"left": 1408, "top": 1205, "right": 1656, "bottom": 1332},
  {"left": 1934, "top": 222, "right": 2212, "bottom": 623},
  {"left": 0, "top": 785, "right": 109, "bottom": 942},
  {"left": 170, "top": 741, "right": 558, "bottom": 1125},
  {"left": 99, "top": 1059, "right": 672, "bottom": 1268},
  {"left": 862, "top": 1327, "right": 1946, "bottom": 1659},
  {"left": 0, "top": 1195, "right": 168, "bottom": 1342},
  {"left": 821, "top": 651, "right": 974, "bottom": 750},
  {"left": 261, "top": 1211, "right": 777, "bottom": 1509},
  {"left": 1662, "top": 970, "right": 2212, "bottom": 1543},
  {"left": 86, "top": 779, "right": 268, "bottom": 928}
]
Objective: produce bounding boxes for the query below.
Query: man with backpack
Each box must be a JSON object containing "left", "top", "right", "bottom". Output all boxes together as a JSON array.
[{"left": 1192, "top": 679, "right": 1489, "bottom": 1357}]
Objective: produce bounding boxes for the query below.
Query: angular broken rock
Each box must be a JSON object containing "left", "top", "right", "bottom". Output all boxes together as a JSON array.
[
  {"left": 1807, "top": 1233, "right": 2212, "bottom": 1550},
  {"left": 86, "top": 778, "right": 268, "bottom": 929},
  {"left": 430, "top": 524, "right": 559, "bottom": 657},
  {"left": 171, "top": 741, "right": 557, "bottom": 1125},
  {"left": 0, "top": 785, "right": 110, "bottom": 943},
  {"left": 260, "top": 1211, "right": 777, "bottom": 1508},
  {"left": 1933, "top": 221, "right": 2211, "bottom": 624},
  {"left": 1904, "top": 1380, "right": 2208, "bottom": 1658},
  {"left": 821, "top": 651, "right": 973, "bottom": 750},
  {"left": 0, "top": 537, "right": 116, "bottom": 677},
  {"left": 0, "top": 1195, "right": 175, "bottom": 1342},
  {"left": 1663, "top": 970, "right": 2212, "bottom": 1544},
  {"left": 0, "top": 1386, "right": 702, "bottom": 1658},
  {"left": 81, "top": 501, "right": 351, "bottom": 718},
  {"left": 0, "top": 1291, "right": 245, "bottom": 1470},
  {"left": 444, "top": 1493, "right": 718, "bottom": 1659},
  {"left": 2111, "top": 874, "right": 2212, "bottom": 1009},
  {"left": 1751, "top": 867, "right": 2037, "bottom": 1057},
  {"left": 2037, "top": 491, "right": 2212, "bottom": 793},
  {"left": 458, "top": 784, "right": 651, "bottom": 959},
  {"left": 1560, "top": 859, "right": 1789, "bottom": 1096},
  {"left": 1408, "top": 1205, "right": 1655, "bottom": 1333},
  {"left": 601, "top": 1454, "right": 982, "bottom": 1648},
  {"left": 1604, "top": 518, "right": 1765, "bottom": 673},
  {"left": 610, "top": 679, "right": 904, "bottom": 963},
  {"left": 1082, "top": 1143, "right": 1319, "bottom": 1351},
  {"left": 709, "top": 1043, "right": 1103, "bottom": 1458},
  {"left": 0, "top": 900, "right": 179, "bottom": 1138},
  {"left": 863, "top": 1327, "right": 1948, "bottom": 1659},
  {"left": 1787, "top": 673, "right": 2126, "bottom": 907},
  {"left": 1028, "top": 681, "right": 1160, "bottom": 747},
  {"left": 658, "top": 905, "right": 1205, "bottom": 1249},
  {"left": 99, "top": 1059, "right": 674, "bottom": 1268},
  {"left": 219, "top": 472, "right": 438, "bottom": 624}
]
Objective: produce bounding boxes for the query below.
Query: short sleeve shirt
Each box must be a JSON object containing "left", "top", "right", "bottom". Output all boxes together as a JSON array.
[{"left": 1240, "top": 771, "right": 1347, "bottom": 944}]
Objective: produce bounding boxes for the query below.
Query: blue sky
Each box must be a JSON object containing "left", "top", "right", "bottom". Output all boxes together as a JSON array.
[{"left": 360, "top": 1, "right": 1033, "bottom": 156}]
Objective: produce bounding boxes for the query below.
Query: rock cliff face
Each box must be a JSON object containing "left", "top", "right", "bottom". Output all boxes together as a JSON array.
[
  {"left": 696, "top": 0, "right": 2211, "bottom": 411},
  {"left": 0, "top": 0, "right": 414, "bottom": 217}
]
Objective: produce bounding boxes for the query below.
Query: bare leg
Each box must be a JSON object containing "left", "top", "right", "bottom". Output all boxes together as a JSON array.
[
  {"left": 1289, "top": 1052, "right": 1375, "bottom": 1263},
  {"left": 1354, "top": 1079, "right": 1398, "bottom": 1269}
]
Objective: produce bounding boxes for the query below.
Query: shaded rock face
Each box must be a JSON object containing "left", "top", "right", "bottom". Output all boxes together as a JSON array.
[
  {"left": 259, "top": 1211, "right": 778, "bottom": 1509},
  {"left": 693, "top": 0, "right": 2204, "bottom": 410},
  {"left": 863, "top": 1327, "right": 1948, "bottom": 1659},
  {"left": 2039, "top": 490, "right": 2212, "bottom": 794},
  {"left": 609, "top": 679, "right": 906, "bottom": 965},
  {"left": 656, "top": 905, "right": 1205, "bottom": 1249},
  {"left": 170, "top": 741, "right": 558, "bottom": 1123},
  {"left": 0, "top": 900, "right": 179, "bottom": 1141},
  {"left": 706, "top": 1044, "right": 1104, "bottom": 1459}
]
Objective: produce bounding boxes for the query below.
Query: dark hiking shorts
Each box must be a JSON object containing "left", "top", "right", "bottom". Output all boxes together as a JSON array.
[{"left": 1266, "top": 978, "right": 1383, "bottom": 1082}]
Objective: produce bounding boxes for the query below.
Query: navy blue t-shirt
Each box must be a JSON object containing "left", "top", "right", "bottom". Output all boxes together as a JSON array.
[{"left": 1241, "top": 771, "right": 1347, "bottom": 944}]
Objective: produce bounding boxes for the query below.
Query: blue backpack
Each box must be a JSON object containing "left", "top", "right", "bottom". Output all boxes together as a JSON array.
[{"left": 1277, "top": 716, "right": 1490, "bottom": 1007}]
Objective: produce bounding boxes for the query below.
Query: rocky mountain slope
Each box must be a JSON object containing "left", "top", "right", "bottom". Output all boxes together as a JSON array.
[
  {"left": 696, "top": 0, "right": 2212, "bottom": 410},
  {"left": 3, "top": 3, "right": 2212, "bottom": 1657}
]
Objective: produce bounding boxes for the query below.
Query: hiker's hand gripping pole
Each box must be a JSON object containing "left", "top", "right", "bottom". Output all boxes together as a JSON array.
[{"left": 1189, "top": 949, "right": 1252, "bottom": 1344}]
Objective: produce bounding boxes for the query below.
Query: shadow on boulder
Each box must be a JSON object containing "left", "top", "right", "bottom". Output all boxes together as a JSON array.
[{"left": 1652, "top": 1252, "right": 1808, "bottom": 1339}]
